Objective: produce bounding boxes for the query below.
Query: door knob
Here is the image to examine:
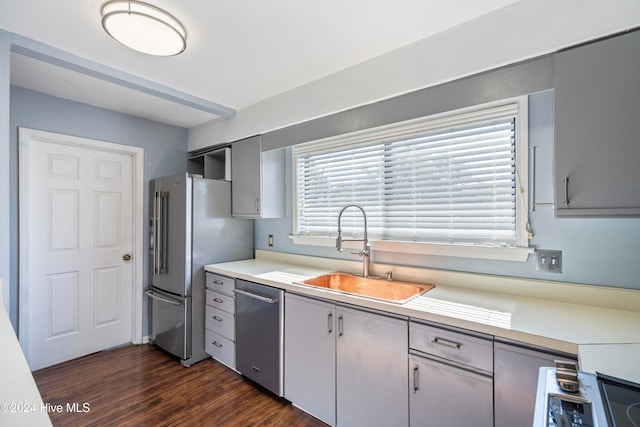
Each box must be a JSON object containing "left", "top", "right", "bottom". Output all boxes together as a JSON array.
[{"left": 123, "top": 254, "right": 132, "bottom": 261}]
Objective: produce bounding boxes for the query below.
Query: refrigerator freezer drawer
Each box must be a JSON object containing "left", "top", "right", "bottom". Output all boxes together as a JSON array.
[
  {"left": 206, "top": 290, "right": 235, "bottom": 315},
  {"left": 147, "top": 288, "right": 191, "bottom": 361},
  {"left": 205, "top": 305, "right": 235, "bottom": 338},
  {"left": 206, "top": 272, "right": 235, "bottom": 297},
  {"left": 205, "top": 329, "right": 235, "bottom": 370}
]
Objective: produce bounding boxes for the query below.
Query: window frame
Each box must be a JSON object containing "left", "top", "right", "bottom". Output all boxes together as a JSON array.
[{"left": 291, "top": 96, "right": 533, "bottom": 262}]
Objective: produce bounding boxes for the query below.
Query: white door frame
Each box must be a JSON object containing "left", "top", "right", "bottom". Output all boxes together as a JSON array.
[{"left": 18, "top": 127, "right": 144, "bottom": 347}]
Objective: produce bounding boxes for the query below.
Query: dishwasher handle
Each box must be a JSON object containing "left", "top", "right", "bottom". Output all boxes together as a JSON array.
[{"left": 233, "top": 288, "right": 278, "bottom": 304}]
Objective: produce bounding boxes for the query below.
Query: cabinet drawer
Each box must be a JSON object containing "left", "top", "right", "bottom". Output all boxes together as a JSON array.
[
  {"left": 410, "top": 321, "right": 493, "bottom": 373},
  {"left": 205, "top": 306, "right": 235, "bottom": 339},
  {"left": 205, "top": 272, "right": 235, "bottom": 296},
  {"left": 206, "top": 290, "right": 235, "bottom": 314},
  {"left": 205, "top": 329, "right": 235, "bottom": 369}
]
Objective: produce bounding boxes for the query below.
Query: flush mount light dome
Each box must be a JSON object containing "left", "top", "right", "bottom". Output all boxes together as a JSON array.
[{"left": 101, "top": 0, "right": 186, "bottom": 56}]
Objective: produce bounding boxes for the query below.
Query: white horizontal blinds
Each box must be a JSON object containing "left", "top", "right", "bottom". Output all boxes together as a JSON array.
[
  {"left": 382, "top": 118, "right": 516, "bottom": 244},
  {"left": 296, "top": 143, "right": 386, "bottom": 238},
  {"left": 294, "top": 103, "right": 519, "bottom": 246}
]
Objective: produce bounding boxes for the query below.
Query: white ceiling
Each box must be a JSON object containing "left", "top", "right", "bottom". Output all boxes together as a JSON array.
[{"left": 1, "top": 0, "right": 520, "bottom": 128}]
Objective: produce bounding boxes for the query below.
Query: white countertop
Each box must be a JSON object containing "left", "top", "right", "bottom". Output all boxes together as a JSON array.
[
  {"left": 0, "top": 281, "right": 52, "bottom": 426},
  {"left": 206, "top": 250, "right": 640, "bottom": 383}
]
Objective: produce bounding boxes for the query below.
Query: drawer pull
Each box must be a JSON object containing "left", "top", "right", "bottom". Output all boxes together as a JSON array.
[
  {"left": 433, "top": 337, "right": 462, "bottom": 350},
  {"left": 213, "top": 280, "right": 224, "bottom": 285},
  {"left": 213, "top": 297, "right": 224, "bottom": 304},
  {"left": 212, "top": 341, "right": 223, "bottom": 348},
  {"left": 212, "top": 315, "right": 223, "bottom": 322}
]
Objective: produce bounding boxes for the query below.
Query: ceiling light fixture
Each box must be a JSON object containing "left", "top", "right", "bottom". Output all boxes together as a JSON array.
[{"left": 101, "top": 0, "right": 187, "bottom": 56}]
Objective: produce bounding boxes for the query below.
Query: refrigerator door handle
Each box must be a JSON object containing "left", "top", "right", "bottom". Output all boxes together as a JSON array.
[
  {"left": 153, "top": 191, "right": 169, "bottom": 275},
  {"left": 153, "top": 191, "right": 160, "bottom": 275},
  {"left": 145, "top": 289, "right": 182, "bottom": 306}
]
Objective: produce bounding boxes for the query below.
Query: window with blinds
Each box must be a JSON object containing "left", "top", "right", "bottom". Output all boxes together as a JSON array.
[{"left": 293, "top": 98, "right": 529, "bottom": 250}]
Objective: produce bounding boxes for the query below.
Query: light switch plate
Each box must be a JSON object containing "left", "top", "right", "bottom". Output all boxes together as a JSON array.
[{"left": 536, "top": 249, "right": 562, "bottom": 273}]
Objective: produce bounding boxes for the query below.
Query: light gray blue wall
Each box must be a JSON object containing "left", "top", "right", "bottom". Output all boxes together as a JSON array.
[
  {"left": 1, "top": 34, "right": 11, "bottom": 315},
  {"left": 9, "top": 86, "right": 188, "bottom": 331},
  {"left": 255, "top": 90, "right": 640, "bottom": 291}
]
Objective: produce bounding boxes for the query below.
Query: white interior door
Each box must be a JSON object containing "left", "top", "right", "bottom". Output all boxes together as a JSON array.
[{"left": 19, "top": 128, "right": 143, "bottom": 371}]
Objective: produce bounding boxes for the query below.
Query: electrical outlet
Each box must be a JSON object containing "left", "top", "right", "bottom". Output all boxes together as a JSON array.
[
  {"left": 536, "top": 249, "right": 562, "bottom": 273},
  {"left": 268, "top": 234, "right": 274, "bottom": 247}
]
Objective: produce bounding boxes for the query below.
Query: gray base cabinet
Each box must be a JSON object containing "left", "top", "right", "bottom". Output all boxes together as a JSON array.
[
  {"left": 494, "top": 340, "right": 577, "bottom": 427},
  {"left": 554, "top": 30, "right": 640, "bottom": 216},
  {"left": 284, "top": 293, "right": 336, "bottom": 426},
  {"left": 284, "top": 293, "right": 408, "bottom": 427},
  {"left": 204, "top": 272, "right": 237, "bottom": 369},
  {"left": 409, "top": 354, "right": 493, "bottom": 427},
  {"left": 336, "top": 305, "right": 408, "bottom": 427},
  {"left": 409, "top": 320, "right": 494, "bottom": 427}
]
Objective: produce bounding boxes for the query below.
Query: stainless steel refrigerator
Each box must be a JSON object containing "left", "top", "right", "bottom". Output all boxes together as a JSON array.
[{"left": 146, "top": 173, "right": 253, "bottom": 367}]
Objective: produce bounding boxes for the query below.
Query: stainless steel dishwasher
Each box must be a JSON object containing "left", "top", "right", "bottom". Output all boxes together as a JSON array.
[{"left": 234, "top": 279, "right": 284, "bottom": 396}]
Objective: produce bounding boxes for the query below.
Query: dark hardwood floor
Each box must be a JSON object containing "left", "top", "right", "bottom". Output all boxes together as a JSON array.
[{"left": 32, "top": 344, "right": 327, "bottom": 427}]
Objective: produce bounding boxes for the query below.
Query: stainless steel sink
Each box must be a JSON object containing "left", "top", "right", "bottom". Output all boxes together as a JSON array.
[{"left": 297, "top": 273, "right": 434, "bottom": 304}]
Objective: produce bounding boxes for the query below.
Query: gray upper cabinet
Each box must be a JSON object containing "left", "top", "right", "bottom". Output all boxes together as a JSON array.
[
  {"left": 554, "top": 30, "right": 640, "bottom": 216},
  {"left": 188, "top": 146, "right": 231, "bottom": 180},
  {"left": 231, "top": 135, "right": 285, "bottom": 218}
]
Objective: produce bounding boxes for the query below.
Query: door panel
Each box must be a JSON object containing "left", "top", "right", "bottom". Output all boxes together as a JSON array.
[
  {"left": 49, "top": 189, "right": 78, "bottom": 250},
  {"left": 95, "top": 192, "right": 121, "bottom": 248},
  {"left": 48, "top": 272, "right": 79, "bottom": 337},
  {"left": 94, "top": 266, "right": 121, "bottom": 326}
]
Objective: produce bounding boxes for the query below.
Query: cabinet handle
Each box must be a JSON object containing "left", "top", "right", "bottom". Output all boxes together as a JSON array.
[
  {"left": 212, "top": 341, "right": 223, "bottom": 348},
  {"left": 213, "top": 297, "right": 224, "bottom": 304},
  {"left": 563, "top": 176, "right": 570, "bottom": 206},
  {"left": 338, "top": 315, "right": 344, "bottom": 337},
  {"left": 413, "top": 365, "right": 419, "bottom": 393},
  {"left": 256, "top": 197, "right": 260, "bottom": 214},
  {"left": 433, "top": 337, "right": 462, "bottom": 350},
  {"left": 212, "top": 315, "right": 223, "bottom": 322},
  {"left": 530, "top": 146, "right": 537, "bottom": 212},
  {"left": 328, "top": 313, "right": 333, "bottom": 334}
]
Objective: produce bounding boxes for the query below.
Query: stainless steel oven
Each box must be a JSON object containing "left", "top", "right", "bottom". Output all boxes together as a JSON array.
[{"left": 533, "top": 361, "right": 640, "bottom": 426}]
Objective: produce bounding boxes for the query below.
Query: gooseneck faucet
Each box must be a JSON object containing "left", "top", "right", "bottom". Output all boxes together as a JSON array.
[{"left": 336, "top": 204, "right": 371, "bottom": 278}]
